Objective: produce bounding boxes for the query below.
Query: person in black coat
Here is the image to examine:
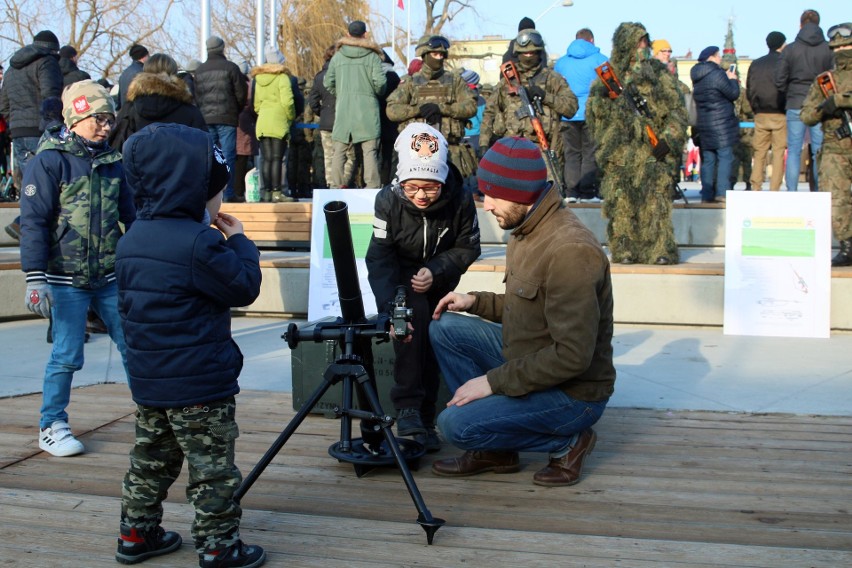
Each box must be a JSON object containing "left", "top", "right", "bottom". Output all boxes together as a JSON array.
[
  {"left": 108, "top": 53, "right": 207, "bottom": 151},
  {"left": 115, "top": 123, "right": 265, "bottom": 567},
  {"left": 691, "top": 46, "right": 740, "bottom": 203},
  {"left": 117, "top": 44, "right": 149, "bottom": 110},
  {"left": 58, "top": 45, "right": 91, "bottom": 86},
  {"left": 366, "top": 122, "right": 481, "bottom": 451},
  {"left": 746, "top": 31, "right": 787, "bottom": 191}
]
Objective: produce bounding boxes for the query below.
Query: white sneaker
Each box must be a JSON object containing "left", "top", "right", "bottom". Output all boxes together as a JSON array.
[
  {"left": 564, "top": 196, "right": 579, "bottom": 204},
  {"left": 39, "top": 421, "right": 84, "bottom": 457}
]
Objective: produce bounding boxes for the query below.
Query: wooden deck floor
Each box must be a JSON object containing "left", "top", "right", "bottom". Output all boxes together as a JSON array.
[{"left": 1, "top": 383, "right": 851, "bottom": 567}]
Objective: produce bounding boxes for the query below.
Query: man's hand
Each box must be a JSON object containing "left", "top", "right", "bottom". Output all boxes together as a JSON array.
[
  {"left": 214, "top": 212, "right": 244, "bottom": 238},
  {"left": 419, "top": 103, "right": 442, "bottom": 125},
  {"left": 411, "top": 267, "right": 433, "bottom": 293},
  {"left": 819, "top": 94, "right": 840, "bottom": 117},
  {"left": 432, "top": 291, "right": 475, "bottom": 319},
  {"left": 389, "top": 321, "right": 414, "bottom": 343},
  {"left": 527, "top": 85, "right": 546, "bottom": 102},
  {"left": 447, "top": 375, "right": 493, "bottom": 407},
  {"left": 25, "top": 282, "right": 52, "bottom": 318}
]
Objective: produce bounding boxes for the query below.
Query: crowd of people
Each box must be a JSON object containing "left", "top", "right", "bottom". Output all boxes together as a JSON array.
[{"left": 0, "top": 10, "right": 849, "bottom": 567}]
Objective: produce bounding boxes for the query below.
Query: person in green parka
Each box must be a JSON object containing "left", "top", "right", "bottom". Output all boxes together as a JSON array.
[
  {"left": 586, "top": 22, "right": 688, "bottom": 265},
  {"left": 251, "top": 47, "right": 295, "bottom": 203},
  {"left": 323, "top": 20, "right": 387, "bottom": 189}
]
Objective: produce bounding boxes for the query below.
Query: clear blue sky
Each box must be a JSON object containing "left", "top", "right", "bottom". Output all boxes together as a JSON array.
[{"left": 373, "top": 0, "right": 847, "bottom": 61}]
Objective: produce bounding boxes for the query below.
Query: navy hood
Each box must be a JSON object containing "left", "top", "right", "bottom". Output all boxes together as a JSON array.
[{"left": 123, "top": 123, "right": 214, "bottom": 223}]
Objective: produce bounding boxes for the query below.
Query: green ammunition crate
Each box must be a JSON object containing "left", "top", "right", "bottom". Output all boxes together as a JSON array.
[{"left": 290, "top": 318, "right": 450, "bottom": 417}]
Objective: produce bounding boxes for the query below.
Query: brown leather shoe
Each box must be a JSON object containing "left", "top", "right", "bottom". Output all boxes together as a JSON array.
[
  {"left": 431, "top": 450, "right": 520, "bottom": 477},
  {"left": 532, "top": 429, "right": 597, "bottom": 487}
]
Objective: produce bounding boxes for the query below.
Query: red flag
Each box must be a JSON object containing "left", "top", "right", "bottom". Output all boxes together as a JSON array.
[{"left": 397, "top": 0, "right": 404, "bottom": 9}]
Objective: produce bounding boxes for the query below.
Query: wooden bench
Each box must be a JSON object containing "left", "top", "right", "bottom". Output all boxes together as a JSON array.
[{"left": 220, "top": 202, "right": 312, "bottom": 249}]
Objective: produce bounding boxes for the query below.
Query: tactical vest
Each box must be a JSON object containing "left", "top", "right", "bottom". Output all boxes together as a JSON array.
[{"left": 408, "top": 72, "right": 466, "bottom": 143}]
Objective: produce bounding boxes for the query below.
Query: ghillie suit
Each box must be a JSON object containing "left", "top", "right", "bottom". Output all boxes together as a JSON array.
[{"left": 586, "top": 22, "right": 687, "bottom": 264}]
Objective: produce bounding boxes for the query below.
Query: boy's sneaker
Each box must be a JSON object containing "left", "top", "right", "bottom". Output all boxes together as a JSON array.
[
  {"left": 115, "top": 525, "right": 182, "bottom": 564},
  {"left": 39, "top": 421, "right": 84, "bottom": 457},
  {"left": 395, "top": 408, "right": 426, "bottom": 437},
  {"left": 199, "top": 541, "right": 266, "bottom": 568}
]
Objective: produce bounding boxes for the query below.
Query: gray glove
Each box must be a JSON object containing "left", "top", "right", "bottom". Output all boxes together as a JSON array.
[{"left": 25, "top": 282, "right": 52, "bottom": 318}]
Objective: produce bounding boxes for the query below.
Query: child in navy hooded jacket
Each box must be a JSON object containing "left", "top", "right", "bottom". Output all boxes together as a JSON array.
[{"left": 114, "top": 123, "right": 267, "bottom": 567}]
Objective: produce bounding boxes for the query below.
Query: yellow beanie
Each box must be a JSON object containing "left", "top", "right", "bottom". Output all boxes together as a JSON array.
[{"left": 652, "top": 39, "right": 672, "bottom": 56}]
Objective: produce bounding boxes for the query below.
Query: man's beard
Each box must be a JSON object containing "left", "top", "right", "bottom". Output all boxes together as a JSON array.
[{"left": 495, "top": 202, "right": 528, "bottom": 229}]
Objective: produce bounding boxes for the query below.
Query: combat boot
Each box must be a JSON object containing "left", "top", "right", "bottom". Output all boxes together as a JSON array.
[{"left": 832, "top": 239, "right": 852, "bottom": 267}]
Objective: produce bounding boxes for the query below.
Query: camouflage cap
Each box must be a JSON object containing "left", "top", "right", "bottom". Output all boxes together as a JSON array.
[
  {"left": 827, "top": 23, "right": 852, "bottom": 49},
  {"left": 61, "top": 79, "right": 115, "bottom": 128}
]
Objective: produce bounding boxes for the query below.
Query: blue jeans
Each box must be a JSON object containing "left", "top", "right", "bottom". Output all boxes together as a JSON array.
[
  {"left": 700, "top": 145, "right": 734, "bottom": 202},
  {"left": 429, "top": 313, "right": 608, "bottom": 454},
  {"left": 207, "top": 125, "right": 237, "bottom": 199},
  {"left": 785, "top": 109, "right": 823, "bottom": 191},
  {"left": 40, "top": 283, "right": 128, "bottom": 429},
  {"left": 13, "top": 136, "right": 40, "bottom": 178}
]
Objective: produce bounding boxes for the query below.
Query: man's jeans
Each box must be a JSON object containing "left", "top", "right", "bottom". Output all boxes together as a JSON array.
[
  {"left": 40, "top": 283, "right": 128, "bottom": 429},
  {"left": 13, "top": 136, "right": 40, "bottom": 178},
  {"left": 700, "top": 145, "right": 734, "bottom": 202},
  {"left": 785, "top": 109, "right": 823, "bottom": 192},
  {"left": 429, "top": 313, "right": 607, "bottom": 454},
  {"left": 207, "top": 125, "right": 237, "bottom": 199}
]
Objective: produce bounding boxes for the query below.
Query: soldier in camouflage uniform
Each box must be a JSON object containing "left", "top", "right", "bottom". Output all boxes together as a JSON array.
[
  {"left": 802, "top": 23, "right": 852, "bottom": 266},
  {"left": 386, "top": 35, "right": 478, "bottom": 178},
  {"left": 480, "top": 29, "right": 578, "bottom": 188},
  {"left": 586, "top": 22, "right": 688, "bottom": 265},
  {"left": 115, "top": 124, "right": 265, "bottom": 567},
  {"left": 19, "top": 80, "right": 135, "bottom": 458}
]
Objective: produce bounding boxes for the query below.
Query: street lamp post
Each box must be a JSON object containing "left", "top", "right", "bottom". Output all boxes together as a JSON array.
[{"left": 535, "top": 0, "right": 574, "bottom": 23}]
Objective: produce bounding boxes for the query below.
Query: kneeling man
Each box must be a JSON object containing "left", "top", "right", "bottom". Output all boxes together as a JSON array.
[{"left": 429, "top": 136, "right": 616, "bottom": 486}]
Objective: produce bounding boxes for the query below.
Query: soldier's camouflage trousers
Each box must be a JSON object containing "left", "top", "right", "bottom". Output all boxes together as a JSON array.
[
  {"left": 120, "top": 397, "right": 243, "bottom": 554},
  {"left": 819, "top": 149, "right": 852, "bottom": 241}
]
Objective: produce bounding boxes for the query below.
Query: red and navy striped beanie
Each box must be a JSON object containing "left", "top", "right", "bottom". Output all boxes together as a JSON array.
[{"left": 477, "top": 137, "right": 547, "bottom": 204}]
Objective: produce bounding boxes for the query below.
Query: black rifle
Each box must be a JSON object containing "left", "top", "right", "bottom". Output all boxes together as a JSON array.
[{"left": 500, "top": 60, "right": 566, "bottom": 198}]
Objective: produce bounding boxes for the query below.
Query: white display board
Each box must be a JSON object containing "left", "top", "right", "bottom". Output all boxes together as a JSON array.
[
  {"left": 307, "top": 189, "right": 381, "bottom": 322},
  {"left": 723, "top": 191, "right": 831, "bottom": 338}
]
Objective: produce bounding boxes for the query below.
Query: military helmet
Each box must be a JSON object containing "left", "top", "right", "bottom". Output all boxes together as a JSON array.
[
  {"left": 513, "top": 29, "right": 545, "bottom": 53},
  {"left": 415, "top": 35, "right": 450, "bottom": 58},
  {"left": 827, "top": 23, "right": 852, "bottom": 49}
]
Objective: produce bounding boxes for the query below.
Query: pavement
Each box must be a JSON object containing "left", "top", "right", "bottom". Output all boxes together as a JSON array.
[
  {"left": 5, "top": 180, "right": 851, "bottom": 417},
  {"left": 2, "top": 314, "right": 851, "bottom": 417}
]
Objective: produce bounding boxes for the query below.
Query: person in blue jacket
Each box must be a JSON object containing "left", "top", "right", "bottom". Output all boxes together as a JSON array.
[
  {"left": 114, "top": 123, "right": 266, "bottom": 568},
  {"left": 554, "top": 28, "right": 609, "bottom": 203},
  {"left": 19, "top": 80, "right": 134, "bottom": 458}
]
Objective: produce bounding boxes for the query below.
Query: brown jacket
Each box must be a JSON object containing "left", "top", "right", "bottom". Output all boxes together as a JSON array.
[{"left": 469, "top": 185, "right": 615, "bottom": 402}]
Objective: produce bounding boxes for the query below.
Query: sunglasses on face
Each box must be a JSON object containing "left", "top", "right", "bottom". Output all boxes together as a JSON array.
[
  {"left": 91, "top": 113, "right": 115, "bottom": 128},
  {"left": 827, "top": 24, "right": 851, "bottom": 39},
  {"left": 401, "top": 183, "right": 442, "bottom": 197},
  {"left": 516, "top": 30, "right": 545, "bottom": 48}
]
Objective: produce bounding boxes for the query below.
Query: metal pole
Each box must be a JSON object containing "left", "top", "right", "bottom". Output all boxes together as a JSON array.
[
  {"left": 269, "top": 0, "right": 277, "bottom": 51},
  {"left": 256, "top": 0, "right": 264, "bottom": 67},
  {"left": 200, "top": 0, "right": 211, "bottom": 61}
]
